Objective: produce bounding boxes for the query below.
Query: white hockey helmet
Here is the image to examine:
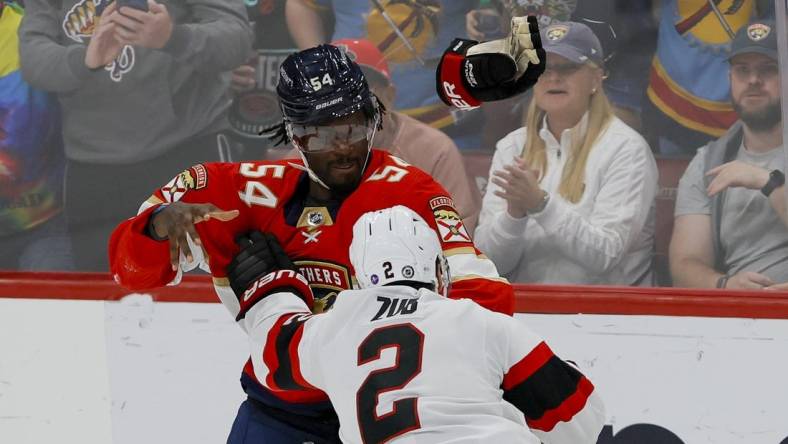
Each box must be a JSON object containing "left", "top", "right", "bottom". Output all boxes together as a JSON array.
[{"left": 349, "top": 206, "right": 449, "bottom": 295}]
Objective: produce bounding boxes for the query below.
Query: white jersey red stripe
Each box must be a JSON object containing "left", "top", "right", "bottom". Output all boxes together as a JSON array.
[{"left": 242, "top": 285, "right": 605, "bottom": 444}]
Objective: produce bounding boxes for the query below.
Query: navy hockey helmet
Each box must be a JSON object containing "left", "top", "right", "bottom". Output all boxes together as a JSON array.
[
  {"left": 268, "top": 45, "right": 385, "bottom": 190},
  {"left": 277, "top": 44, "right": 382, "bottom": 127}
]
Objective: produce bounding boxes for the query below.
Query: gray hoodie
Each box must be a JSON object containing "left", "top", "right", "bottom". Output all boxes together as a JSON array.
[{"left": 19, "top": 0, "right": 253, "bottom": 164}]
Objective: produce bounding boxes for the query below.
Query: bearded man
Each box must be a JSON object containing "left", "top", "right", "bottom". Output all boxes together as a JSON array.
[{"left": 669, "top": 19, "right": 788, "bottom": 290}]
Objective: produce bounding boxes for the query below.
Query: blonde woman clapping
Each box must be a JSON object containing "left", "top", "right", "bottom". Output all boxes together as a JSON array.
[{"left": 475, "top": 21, "right": 658, "bottom": 286}]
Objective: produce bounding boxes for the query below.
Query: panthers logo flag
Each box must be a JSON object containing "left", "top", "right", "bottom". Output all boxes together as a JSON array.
[{"left": 366, "top": 0, "right": 440, "bottom": 64}]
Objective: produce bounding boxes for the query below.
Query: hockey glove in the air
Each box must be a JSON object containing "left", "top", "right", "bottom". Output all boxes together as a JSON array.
[
  {"left": 226, "top": 231, "right": 313, "bottom": 320},
  {"left": 436, "top": 15, "right": 545, "bottom": 108}
]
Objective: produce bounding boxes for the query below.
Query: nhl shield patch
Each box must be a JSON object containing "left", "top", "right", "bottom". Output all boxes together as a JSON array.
[{"left": 429, "top": 196, "right": 471, "bottom": 243}]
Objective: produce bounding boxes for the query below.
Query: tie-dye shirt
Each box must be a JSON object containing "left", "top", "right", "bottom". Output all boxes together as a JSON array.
[{"left": 0, "top": 1, "right": 64, "bottom": 236}]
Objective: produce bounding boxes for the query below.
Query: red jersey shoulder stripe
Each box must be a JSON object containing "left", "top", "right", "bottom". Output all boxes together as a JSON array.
[
  {"left": 502, "top": 341, "right": 554, "bottom": 390},
  {"left": 526, "top": 376, "right": 595, "bottom": 432},
  {"left": 502, "top": 342, "right": 594, "bottom": 432}
]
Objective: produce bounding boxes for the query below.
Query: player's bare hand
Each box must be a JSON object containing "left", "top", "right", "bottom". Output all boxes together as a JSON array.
[
  {"left": 85, "top": 2, "right": 124, "bottom": 69},
  {"left": 491, "top": 157, "right": 544, "bottom": 219},
  {"left": 110, "top": 0, "right": 173, "bottom": 49},
  {"left": 705, "top": 161, "right": 770, "bottom": 196},
  {"left": 150, "top": 202, "right": 239, "bottom": 270},
  {"left": 724, "top": 271, "right": 775, "bottom": 290},
  {"left": 231, "top": 65, "right": 257, "bottom": 93}
]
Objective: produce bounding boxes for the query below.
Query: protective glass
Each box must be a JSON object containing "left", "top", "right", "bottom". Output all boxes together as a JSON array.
[
  {"left": 290, "top": 123, "right": 372, "bottom": 153},
  {"left": 730, "top": 61, "right": 780, "bottom": 81},
  {"left": 543, "top": 62, "right": 584, "bottom": 77}
]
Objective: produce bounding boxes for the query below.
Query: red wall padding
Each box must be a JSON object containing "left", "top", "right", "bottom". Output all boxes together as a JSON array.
[{"left": 2, "top": 272, "right": 787, "bottom": 319}]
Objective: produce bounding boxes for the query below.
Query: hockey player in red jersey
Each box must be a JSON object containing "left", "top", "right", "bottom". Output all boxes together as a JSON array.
[
  {"left": 109, "top": 45, "right": 518, "bottom": 443},
  {"left": 231, "top": 205, "right": 606, "bottom": 444}
]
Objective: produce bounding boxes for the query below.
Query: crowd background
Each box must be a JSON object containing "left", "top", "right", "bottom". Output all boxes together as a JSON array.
[{"left": 1, "top": 0, "right": 786, "bottom": 291}]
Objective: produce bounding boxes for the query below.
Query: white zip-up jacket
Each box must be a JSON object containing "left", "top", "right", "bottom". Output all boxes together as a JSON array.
[{"left": 474, "top": 115, "right": 657, "bottom": 286}]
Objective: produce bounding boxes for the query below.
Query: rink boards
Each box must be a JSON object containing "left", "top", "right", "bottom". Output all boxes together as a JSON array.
[{"left": 2, "top": 294, "right": 787, "bottom": 444}]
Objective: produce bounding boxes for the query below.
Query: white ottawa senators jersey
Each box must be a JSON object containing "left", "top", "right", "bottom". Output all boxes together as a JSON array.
[{"left": 243, "top": 286, "right": 606, "bottom": 444}]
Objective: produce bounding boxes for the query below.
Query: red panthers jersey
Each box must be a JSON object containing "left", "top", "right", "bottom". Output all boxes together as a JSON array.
[{"left": 109, "top": 150, "right": 514, "bottom": 409}]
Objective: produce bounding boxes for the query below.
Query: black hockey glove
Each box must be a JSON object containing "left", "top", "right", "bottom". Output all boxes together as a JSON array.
[
  {"left": 436, "top": 15, "right": 545, "bottom": 108},
  {"left": 227, "top": 231, "right": 290, "bottom": 295},
  {"left": 226, "top": 231, "right": 313, "bottom": 320}
]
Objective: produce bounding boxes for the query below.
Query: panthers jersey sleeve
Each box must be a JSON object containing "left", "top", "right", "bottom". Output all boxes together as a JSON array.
[
  {"left": 241, "top": 291, "right": 328, "bottom": 403},
  {"left": 109, "top": 162, "right": 248, "bottom": 291},
  {"left": 389, "top": 159, "right": 514, "bottom": 315},
  {"left": 488, "top": 312, "right": 606, "bottom": 444}
]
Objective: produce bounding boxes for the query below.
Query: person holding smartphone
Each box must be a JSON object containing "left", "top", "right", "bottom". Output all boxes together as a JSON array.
[
  {"left": 116, "top": 0, "right": 148, "bottom": 12},
  {"left": 18, "top": 0, "right": 253, "bottom": 271}
]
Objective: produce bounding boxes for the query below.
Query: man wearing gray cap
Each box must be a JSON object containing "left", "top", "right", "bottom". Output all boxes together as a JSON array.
[{"left": 670, "top": 20, "right": 788, "bottom": 290}]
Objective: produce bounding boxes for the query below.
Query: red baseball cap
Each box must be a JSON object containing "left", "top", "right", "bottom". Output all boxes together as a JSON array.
[{"left": 331, "top": 38, "right": 391, "bottom": 85}]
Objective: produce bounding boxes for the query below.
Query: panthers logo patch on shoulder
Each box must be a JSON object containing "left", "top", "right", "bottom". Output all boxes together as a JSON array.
[
  {"left": 161, "top": 164, "right": 208, "bottom": 203},
  {"left": 429, "top": 196, "right": 471, "bottom": 243}
]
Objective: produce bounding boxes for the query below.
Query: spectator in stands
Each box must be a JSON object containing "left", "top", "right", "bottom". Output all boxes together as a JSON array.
[
  {"left": 19, "top": 0, "right": 252, "bottom": 271},
  {"left": 285, "top": 0, "right": 484, "bottom": 150},
  {"left": 642, "top": 0, "right": 772, "bottom": 157},
  {"left": 227, "top": 0, "right": 299, "bottom": 161},
  {"left": 333, "top": 38, "right": 482, "bottom": 231},
  {"left": 0, "top": 0, "right": 72, "bottom": 271},
  {"left": 466, "top": 1, "right": 657, "bottom": 135},
  {"left": 670, "top": 20, "right": 788, "bottom": 290},
  {"left": 474, "top": 22, "right": 657, "bottom": 286}
]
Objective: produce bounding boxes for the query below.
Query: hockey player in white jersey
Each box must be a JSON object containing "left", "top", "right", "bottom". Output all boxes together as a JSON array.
[{"left": 229, "top": 206, "right": 605, "bottom": 444}]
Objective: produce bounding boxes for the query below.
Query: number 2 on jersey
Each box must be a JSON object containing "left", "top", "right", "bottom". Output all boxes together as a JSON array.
[{"left": 356, "top": 324, "right": 424, "bottom": 444}]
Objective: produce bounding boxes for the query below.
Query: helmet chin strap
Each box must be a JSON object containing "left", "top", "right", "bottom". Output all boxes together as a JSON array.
[
  {"left": 360, "top": 122, "right": 377, "bottom": 175},
  {"left": 436, "top": 255, "right": 451, "bottom": 298},
  {"left": 358, "top": 100, "right": 382, "bottom": 180},
  {"left": 295, "top": 150, "right": 332, "bottom": 190},
  {"left": 284, "top": 121, "right": 333, "bottom": 190}
]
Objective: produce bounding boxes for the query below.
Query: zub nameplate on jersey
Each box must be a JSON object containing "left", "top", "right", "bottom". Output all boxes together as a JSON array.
[{"left": 429, "top": 196, "right": 471, "bottom": 243}]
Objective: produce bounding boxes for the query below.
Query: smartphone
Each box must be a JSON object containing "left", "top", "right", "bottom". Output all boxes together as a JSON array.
[{"left": 116, "top": 0, "right": 149, "bottom": 12}]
